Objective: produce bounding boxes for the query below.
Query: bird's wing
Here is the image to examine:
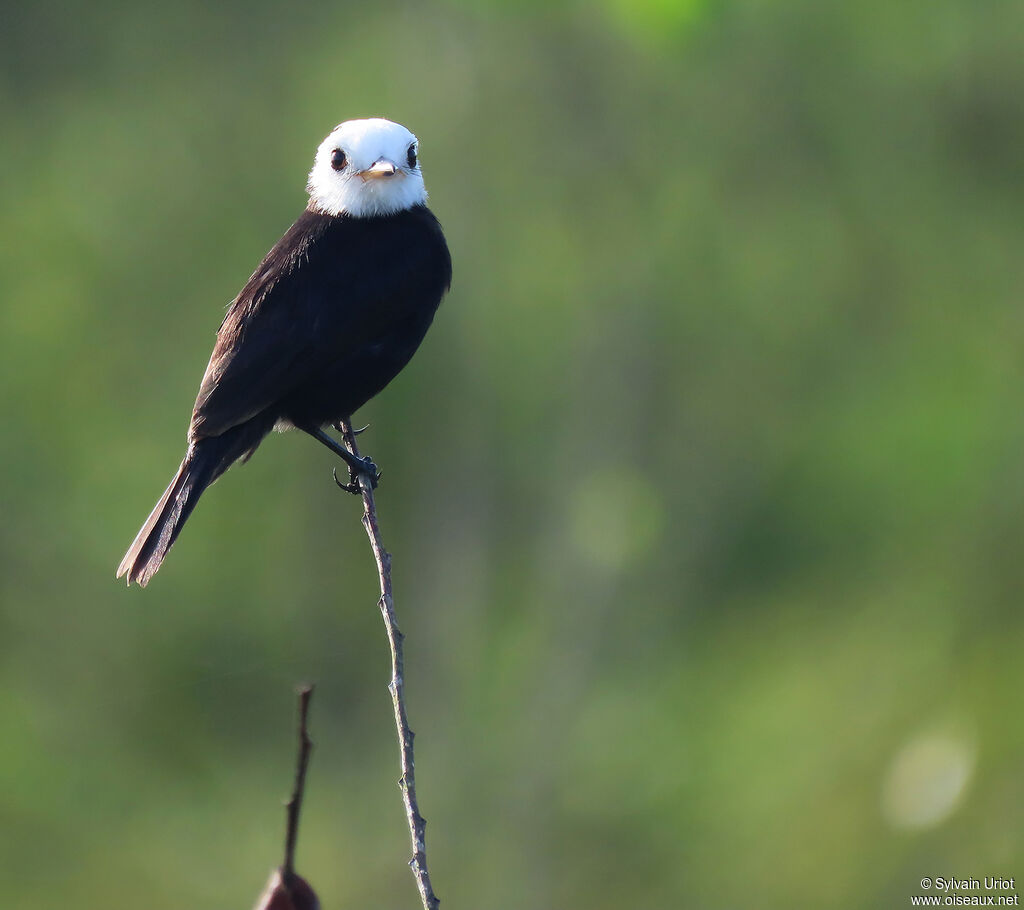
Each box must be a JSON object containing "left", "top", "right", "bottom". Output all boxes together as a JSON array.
[
  {"left": 189, "top": 205, "right": 451, "bottom": 440},
  {"left": 189, "top": 211, "right": 337, "bottom": 439}
]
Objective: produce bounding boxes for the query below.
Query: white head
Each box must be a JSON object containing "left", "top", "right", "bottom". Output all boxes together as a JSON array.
[{"left": 306, "top": 118, "right": 427, "bottom": 218}]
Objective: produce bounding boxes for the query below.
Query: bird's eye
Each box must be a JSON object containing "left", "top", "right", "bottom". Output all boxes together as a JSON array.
[
  {"left": 331, "top": 149, "right": 347, "bottom": 171},
  {"left": 407, "top": 145, "right": 417, "bottom": 169}
]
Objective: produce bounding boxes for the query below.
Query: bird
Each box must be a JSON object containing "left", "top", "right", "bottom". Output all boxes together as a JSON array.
[{"left": 117, "top": 118, "right": 452, "bottom": 587}]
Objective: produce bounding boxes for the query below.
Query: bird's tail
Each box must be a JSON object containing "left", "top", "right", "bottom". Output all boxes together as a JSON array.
[
  {"left": 116, "top": 448, "right": 215, "bottom": 587},
  {"left": 116, "top": 423, "right": 269, "bottom": 587}
]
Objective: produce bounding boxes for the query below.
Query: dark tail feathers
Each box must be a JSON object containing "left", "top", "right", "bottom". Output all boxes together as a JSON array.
[
  {"left": 116, "top": 448, "right": 215, "bottom": 587},
  {"left": 116, "top": 422, "right": 270, "bottom": 586}
]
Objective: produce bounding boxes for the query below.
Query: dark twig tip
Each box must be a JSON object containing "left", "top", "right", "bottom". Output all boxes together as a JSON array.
[{"left": 254, "top": 869, "right": 321, "bottom": 910}]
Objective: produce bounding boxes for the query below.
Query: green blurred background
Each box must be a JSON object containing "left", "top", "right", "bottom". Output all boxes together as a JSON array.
[{"left": 2, "top": 0, "right": 1023, "bottom": 906}]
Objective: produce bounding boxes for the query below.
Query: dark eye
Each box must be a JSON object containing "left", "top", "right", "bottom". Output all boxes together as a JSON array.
[
  {"left": 331, "top": 149, "right": 347, "bottom": 170},
  {"left": 407, "top": 145, "right": 417, "bottom": 169}
]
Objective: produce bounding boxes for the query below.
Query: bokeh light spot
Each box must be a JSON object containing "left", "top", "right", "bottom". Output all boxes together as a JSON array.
[{"left": 882, "top": 730, "right": 975, "bottom": 830}]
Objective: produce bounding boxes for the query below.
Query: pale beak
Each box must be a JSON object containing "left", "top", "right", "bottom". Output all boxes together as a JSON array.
[{"left": 360, "top": 158, "right": 399, "bottom": 179}]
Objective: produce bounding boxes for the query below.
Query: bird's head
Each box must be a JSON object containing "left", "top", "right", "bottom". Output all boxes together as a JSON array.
[{"left": 306, "top": 118, "right": 427, "bottom": 218}]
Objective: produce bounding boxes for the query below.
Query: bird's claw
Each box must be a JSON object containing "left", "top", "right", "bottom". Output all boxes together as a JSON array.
[
  {"left": 332, "top": 456, "right": 381, "bottom": 494},
  {"left": 332, "top": 467, "right": 360, "bottom": 494}
]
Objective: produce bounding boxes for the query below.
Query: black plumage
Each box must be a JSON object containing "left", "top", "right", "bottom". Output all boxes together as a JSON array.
[{"left": 118, "top": 203, "right": 451, "bottom": 586}]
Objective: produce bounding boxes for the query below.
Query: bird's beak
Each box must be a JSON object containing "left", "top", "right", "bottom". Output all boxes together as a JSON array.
[{"left": 360, "top": 159, "right": 399, "bottom": 179}]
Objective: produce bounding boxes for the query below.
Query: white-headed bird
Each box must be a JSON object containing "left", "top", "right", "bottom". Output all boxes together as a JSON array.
[{"left": 118, "top": 118, "right": 451, "bottom": 586}]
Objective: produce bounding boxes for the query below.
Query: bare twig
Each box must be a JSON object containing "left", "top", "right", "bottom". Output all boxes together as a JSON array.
[
  {"left": 338, "top": 419, "right": 440, "bottom": 910},
  {"left": 254, "top": 686, "right": 319, "bottom": 910},
  {"left": 284, "top": 685, "right": 315, "bottom": 879}
]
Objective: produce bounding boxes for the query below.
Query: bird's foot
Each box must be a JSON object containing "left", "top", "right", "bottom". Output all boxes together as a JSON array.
[
  {"left": 332, "top": 468, "right": 359, "bottom": 494},
  {"left": 332, "top": 456, "right": 381, "bottom": 495},
  {"left": 306, "top": 426, "right": 381, "bottom": 492},
  {"left": 335, "top": 421, "right": 370, "bottom": 436}
]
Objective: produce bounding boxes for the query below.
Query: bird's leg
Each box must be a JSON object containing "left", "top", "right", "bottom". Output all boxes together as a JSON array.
[
  {"left": 305, "top": 427, "right": 380, "bottom": 491},
  {"left": 335, "top": 421, "right": 370, "bottom": 436}
]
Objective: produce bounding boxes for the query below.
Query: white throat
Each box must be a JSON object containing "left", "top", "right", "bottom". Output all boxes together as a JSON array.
[{"left": 306, "top": 118, "right": 428, "bottom": 218}]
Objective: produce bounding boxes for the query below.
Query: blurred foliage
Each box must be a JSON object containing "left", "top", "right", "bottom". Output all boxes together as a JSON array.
[{"left": 1, "top": 0, "right": 1023, "bottom": 907}]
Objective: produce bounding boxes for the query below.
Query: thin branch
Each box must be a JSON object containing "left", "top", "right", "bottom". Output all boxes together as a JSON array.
[
  {"left": 338, "top": 419, "right": 440, "bottom": 910},
  {"left": 283, "top": 685, "right": 315, "bottom": 879}
]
